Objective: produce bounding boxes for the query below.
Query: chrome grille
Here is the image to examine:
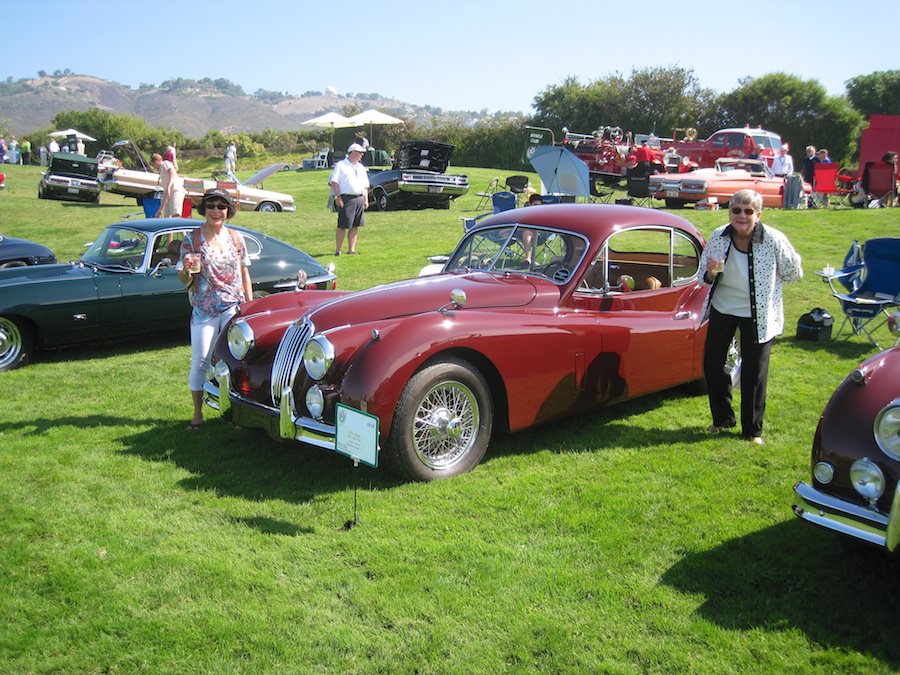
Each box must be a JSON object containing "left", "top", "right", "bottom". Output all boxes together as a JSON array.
[{"left": 270, "top": 319, "right": 312, "bottom": 407}]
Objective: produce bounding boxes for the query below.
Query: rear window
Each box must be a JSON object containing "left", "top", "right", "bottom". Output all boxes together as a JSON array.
[{"left": 50, "top": 156, "right": 98, "bottom": 178}]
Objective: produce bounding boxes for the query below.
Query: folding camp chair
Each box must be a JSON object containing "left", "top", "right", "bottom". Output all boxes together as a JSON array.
[
  {"left": 589, "top": 176, "right": 614, "bottom": 203},
  {"left": 626, "top": 176, "right": 653, "bottom": 207},
  {"left": 813, "top": 163, "right": 842, "bottom": 207},
  {"left": 821, "top": 239, "right": 864, "bottom": 295},
  {"left": 866, "top": 163, "right": 896, "bottom": 207},
  {"left": 461, "top": 190, "right": 517, "bottom": 231},
  {"left": 831, "top": 237, "right": 900, "bottom": 348},
  {"left": 474, "top": 177, "right": 499, "bottom": 211},
  {"left": 505, "top": 175, "right": 530, "bottom": 205}
]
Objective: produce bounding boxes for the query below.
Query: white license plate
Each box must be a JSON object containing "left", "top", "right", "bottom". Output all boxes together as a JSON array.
[
  {"left": 68, "top": 187, "right": 80, "bottom": 194},
  {"left": 666, "top": 190, "right": 680, "bottom": 198},
  {"left": 427, "top": 186, "right": 443, "bottom": 194}
]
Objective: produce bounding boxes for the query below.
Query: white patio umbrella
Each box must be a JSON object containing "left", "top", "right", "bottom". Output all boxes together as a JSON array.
[
  {"left": 49, "top": 128, "right": 97, "bottom": 142},
  {"left": 346, "top": 109, "right": 404, "bottom": 147},
  {"left": 300, "top": 112, "right": 355, "bottom": 150}
]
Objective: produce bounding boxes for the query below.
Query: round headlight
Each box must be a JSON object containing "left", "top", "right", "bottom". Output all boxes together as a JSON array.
[
  {"left": 303, "top": 335, "right": 334, "bottom": 380},
  {"left": 227, "top": 319, "right": 255, "bottom": 360},
  {"left": 305, "top": 385, "right": 324, "bottom": 419},
  {"left": 849, "top": 458, "right": 885, "bottom": 503},
  {"left": 874, "top": 401, "right": 900, "bottom": 460},
  {"left": 814, "top": 461, "right": 835, "bottom": 484}
]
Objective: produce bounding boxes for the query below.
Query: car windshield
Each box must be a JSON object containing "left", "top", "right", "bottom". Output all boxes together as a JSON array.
[
  {"left": 81, "top": 227, "right": 149, "bottom": 269},
  {"left": 752, "top": 133, "right": 781, "bottom": 150},
  {"left": 447, "top": 225, "right": 587, "bottom": 285}
]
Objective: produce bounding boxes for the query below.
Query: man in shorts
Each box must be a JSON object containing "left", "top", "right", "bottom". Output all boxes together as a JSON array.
[{"left": 328, "top": 143, "right": 370, "bottom": 255}]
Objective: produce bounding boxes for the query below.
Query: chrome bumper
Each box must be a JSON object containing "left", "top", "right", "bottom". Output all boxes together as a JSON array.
[
  {"left": 792, "top": 481, "right": 900, "bottom": 552},
  {"left": 203, "top": 367, "right": 336, "bottom": 450}
]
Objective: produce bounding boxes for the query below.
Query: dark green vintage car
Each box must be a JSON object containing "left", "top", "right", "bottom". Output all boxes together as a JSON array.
[{"left": 0, "top": 218, "right": 337, "bottom": 370}]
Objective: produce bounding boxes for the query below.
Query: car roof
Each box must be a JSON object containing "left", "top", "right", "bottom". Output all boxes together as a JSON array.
[
  {"left": 475, "top": 204, "right": 705, "bottom": 242},
  {"left": 107, "top": 217, "right": 205, "bottom": 234}
]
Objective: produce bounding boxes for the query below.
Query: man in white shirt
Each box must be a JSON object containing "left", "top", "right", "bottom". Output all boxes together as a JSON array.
[
  {"left": 771, "top": 144, "right": 794, "bottom": 177},
  {"left": 328, "top": 143, "right": 370, "bottom": 255}
]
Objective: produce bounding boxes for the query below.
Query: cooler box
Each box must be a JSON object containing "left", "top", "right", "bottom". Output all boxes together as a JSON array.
[{"left": 796, "top": 308, "right": 834, "bottom": 341}]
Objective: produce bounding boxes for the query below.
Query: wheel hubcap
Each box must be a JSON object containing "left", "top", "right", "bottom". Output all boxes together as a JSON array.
[
  {"left": 0, "top": 318, "right": 22, "bottom": 369},
  {"left": 412, "top": 380, "right": 479, "bottom": 469}
]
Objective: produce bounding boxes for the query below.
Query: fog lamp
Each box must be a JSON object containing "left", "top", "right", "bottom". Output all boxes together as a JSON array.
[
  {"left": 813, "top": 461, "right": 834, "bottom": 484},
  {"left": 305, "top": 385, "right": 324, "bottom": 419},
  {"left": 874, "top": 402, "right": 900, "bottom": 460},
  {"left": 227, "top": 319, "right": 255, "bottom": 360},
  {"left": 850, "top": 458, "right": 885, "bottom": 504}
]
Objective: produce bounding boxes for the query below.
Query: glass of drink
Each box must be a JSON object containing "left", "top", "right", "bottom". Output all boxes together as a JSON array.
[
  {"left": 710, "top": 257, "right": 725, "bottom": 274},
  {"left": 186, "top": 253, "right": 201, "bottom": 273}
]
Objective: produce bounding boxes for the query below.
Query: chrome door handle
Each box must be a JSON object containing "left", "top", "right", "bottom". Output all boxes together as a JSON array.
[{"left": 674, "top": 311, "right": 691, "bottom": 320}]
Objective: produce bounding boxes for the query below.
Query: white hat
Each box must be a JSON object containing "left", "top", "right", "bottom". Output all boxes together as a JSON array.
[{"left": 347, "top": 143, "right": 366, "bottom": 154}]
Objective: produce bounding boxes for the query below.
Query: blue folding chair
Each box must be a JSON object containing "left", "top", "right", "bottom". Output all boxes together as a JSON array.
[
  {"left": 822, "top": 240, "right": 864, "bottom": 294},
  {"left": 831, "top": 237, "right": 900, "bottom": 348},
  {"left": 462, "top": 191, "right": 517, "bottom": 232}
]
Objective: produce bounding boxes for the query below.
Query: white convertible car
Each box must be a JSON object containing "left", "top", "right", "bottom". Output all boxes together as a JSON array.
[{"left": 97, "top": 140, "right": 295, "bottom": 213}]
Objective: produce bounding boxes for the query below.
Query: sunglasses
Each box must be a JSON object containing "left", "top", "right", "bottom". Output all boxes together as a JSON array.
[
  {"left": 204, "top": 202, "right": 229, "bottom": 210},
  {"left": 731, "top": 207, "right": 757, "bottom": 215}
]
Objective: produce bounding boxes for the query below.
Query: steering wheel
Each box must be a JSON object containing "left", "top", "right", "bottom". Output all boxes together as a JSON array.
[{"left": 542, "top": 263, "right": 572, "bottom": 283}]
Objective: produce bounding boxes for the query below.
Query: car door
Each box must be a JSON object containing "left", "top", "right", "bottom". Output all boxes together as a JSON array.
[
  {"left": 116, "top": 230, "right": 192, "bottom": 333},
  {"left": 573, "top": 227, "right": 703, "bottom": 399}
]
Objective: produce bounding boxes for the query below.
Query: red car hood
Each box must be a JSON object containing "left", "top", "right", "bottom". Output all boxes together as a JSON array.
[{"left": 306, "top": 271, "right": 544, "bottom": 329}]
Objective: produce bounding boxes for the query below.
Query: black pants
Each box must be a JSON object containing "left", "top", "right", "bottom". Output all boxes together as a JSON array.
[{"left": 703, "top": 307, "right": 773, "bottom": 438}]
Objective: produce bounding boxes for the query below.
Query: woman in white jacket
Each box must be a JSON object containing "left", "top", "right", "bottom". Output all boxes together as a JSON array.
[{"left": 699, "top": 189, "right": 803, "bottom": 445}]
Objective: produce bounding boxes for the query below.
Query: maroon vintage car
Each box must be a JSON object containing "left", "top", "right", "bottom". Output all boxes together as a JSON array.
[
  {"left": 203, "top": 204, "right": 717, "bottom": 480},
  {"left": 792, "top": 345, "right": 900, "bottom": 552}
]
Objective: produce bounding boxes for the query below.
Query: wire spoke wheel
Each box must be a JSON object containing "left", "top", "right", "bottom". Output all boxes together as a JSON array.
[{"left": 412, "top": 380, "right": 479, "bottom": 470}]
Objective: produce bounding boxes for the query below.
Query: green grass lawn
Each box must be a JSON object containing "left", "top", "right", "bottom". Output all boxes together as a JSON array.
[{"left": 1, "top": 162, "right": 899, "bottom": 672}]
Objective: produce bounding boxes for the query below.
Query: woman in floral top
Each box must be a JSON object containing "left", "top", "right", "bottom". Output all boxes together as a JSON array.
[
  {"left": 698, "top": 189, "right": 802, "bottom": 445},
  {"left": 178, "top": 189, "right": 252, "bottom": 429}
]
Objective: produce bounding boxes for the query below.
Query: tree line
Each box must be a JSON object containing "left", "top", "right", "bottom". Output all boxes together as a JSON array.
[{"left": 10, "top": 68, "right": 898, "bottom": 171}]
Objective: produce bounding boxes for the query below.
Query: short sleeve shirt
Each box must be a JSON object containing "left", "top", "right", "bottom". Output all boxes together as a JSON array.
[{"left": 180, "top": 229, "right": 251, "bottom": 323}]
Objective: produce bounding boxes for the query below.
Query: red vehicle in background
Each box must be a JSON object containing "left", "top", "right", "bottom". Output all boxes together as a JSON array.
[
  {"left": 565, "top": 127, "right": 673, "bottom": 185},
  {"left": 666, "top": 127, "right": 783, "bottom": 169}
]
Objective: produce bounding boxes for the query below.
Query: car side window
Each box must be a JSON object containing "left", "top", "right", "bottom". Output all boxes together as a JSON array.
[
  {"left": 673, "top": 232, "right": 701, "bottom": 284},
  {"left": 728, "top": 133, "right": 746, "bottom": 149},
  {"left": 710, "top": 133, "right": 726, "bottom": 148},
  {"left": 606, "top": 228, "right": 672, "bottom": 291}
]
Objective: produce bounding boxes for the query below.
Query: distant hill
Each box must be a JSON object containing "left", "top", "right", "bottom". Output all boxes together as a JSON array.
[{"left": 0, "top": 74, "right": 485, "bottom": 137}]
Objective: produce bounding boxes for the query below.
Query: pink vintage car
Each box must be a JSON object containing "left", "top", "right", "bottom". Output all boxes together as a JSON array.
[
  {"left": 650, "top": 158, "right": 812, "bottom": 209},
  {"left": 203, "top": 204, "right": 727, "bottom": 480}
]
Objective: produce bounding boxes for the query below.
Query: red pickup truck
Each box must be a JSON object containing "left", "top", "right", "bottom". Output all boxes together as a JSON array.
[{"left": 667, "top": 127, "right": 783, "bottom": 169}]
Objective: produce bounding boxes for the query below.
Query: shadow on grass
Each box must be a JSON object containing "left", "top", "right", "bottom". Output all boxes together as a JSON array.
[
  {"left": 661, "top": 520, "right": 900, "bottom": 668},
  {"left": 116, "top": 415, "right": 404, "bottom": 507},
  {"left": 32, "top": 328, "right": 189, "bottom": 366}
]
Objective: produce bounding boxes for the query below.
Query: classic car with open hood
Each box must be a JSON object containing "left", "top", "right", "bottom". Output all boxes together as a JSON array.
[
  {"left": 201, "top": 204, "right": 736, "bottom": 481},
  {"left": 97, "top": 140, "right": 295, "bottom": 212},
  {"left": 366, "top": 141, "right": 469, "bottom": 210},
  {"left": 38, "top": 152, "right": 101, "bottom": 203}
]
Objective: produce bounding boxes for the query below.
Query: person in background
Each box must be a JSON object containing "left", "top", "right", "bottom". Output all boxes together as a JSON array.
[
  {"left": 748, "top": 144, "right": 763, "bottom": 160},
  {"left": 816, "top": 148, "right": 832, "bottom": 163},
  {"left": 8, "top": 137, "right": 18, "bottom": 164},
  {"left": 48, "top": 137, "right": 60, "bottom": 157},
  {"left": 801, "top": 145, "right": 817, "bottom": 184},
  {"left": 75, "top": 137, "right": 85, "bottom": 155},
  {"left": 699, "top": 189, "right": 802, "bottom": 446},
  {"left": 152, "top": 152, "right": 186, "bottom": 218},
  {"left": 178, "top": 189, "right": 252, "bottom": 429},
  {"left": 39, "top": 144, "right": 47, "bottom": 167},
  {"left": 166, "top": 142, "right": 178, "bottom": 170},
  {"left": 771, "top": 144, "right": 793, "bottom": 177},
  {"left": 355, "top": 130, "right": 370, "bottom": 151},
  {"left": 0, "top": 136, "right": 6, "bottom": 163},
  {"left": 224, "top": 141, "right": 237, "bottom": 177},
  {"left": 20, "top": 138, "right": 31, "bottom": 165},
  {"left": 329, "top": 143, "right": 370, "bottom": 256}
]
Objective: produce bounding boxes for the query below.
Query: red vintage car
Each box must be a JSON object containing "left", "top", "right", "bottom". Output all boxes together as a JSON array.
[
  {"left": 203, "top": 205, "right": 722, "bottom": 481},
  {"left": 793, "top": 345, "right": 900, "bottom": 553}
]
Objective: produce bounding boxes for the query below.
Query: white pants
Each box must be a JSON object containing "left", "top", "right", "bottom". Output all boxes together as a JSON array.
[{"left": 189, "top": 306, "right": 238, "bottom": 391}]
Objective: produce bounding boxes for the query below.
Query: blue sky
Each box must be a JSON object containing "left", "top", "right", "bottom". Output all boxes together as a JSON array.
[{"left": 4, "top": 0, "right": 895, "bottom": 114}]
